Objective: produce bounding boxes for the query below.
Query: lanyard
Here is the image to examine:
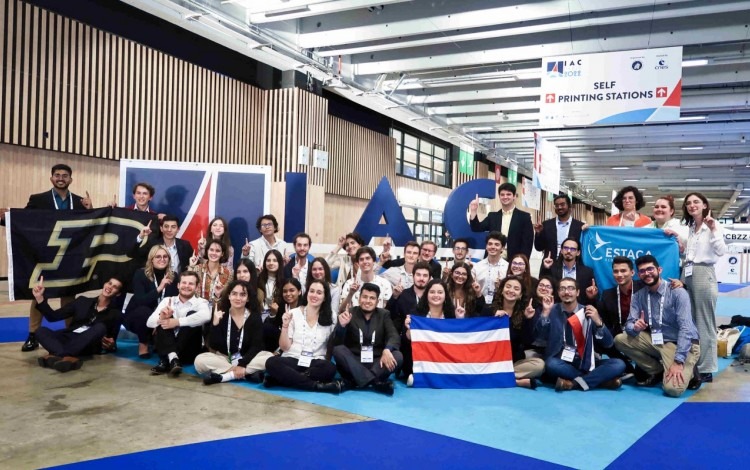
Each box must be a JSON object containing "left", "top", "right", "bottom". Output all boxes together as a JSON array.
[
  {"left": 154, "top": 277, "right": 166, "bottom": 303},
  {"left": 51, "top": 190, "right": 73, "bottom": 210},
  {"left": 359, "top": 328, "right": 376, "bottom": 346},
  {"left": 227, "top": 309, "right": 250, "bottom": 357},
  {"left": 647, "top": 290, "right": 665, "bottom": 329}
]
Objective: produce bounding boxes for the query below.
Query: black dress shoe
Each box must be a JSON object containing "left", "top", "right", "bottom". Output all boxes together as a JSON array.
[
  {"left": 203, "top": 373, "right": 223, "bottom": 385},
  {"left": 262, "top": 374, "right": 279, "bottom": 388},
  {"left": 150, "top": 359, "right": 170, "bottom": 375},
  {"left": 21, "top": 333, "right": 38, "bottom": 352},
  {"left": 687, "top": 364, "right": 703, "bottom": 390},
  {"left": 53, "top": 356, "right": 82, "bottom": 373},
  {"left": 699, "top": 372, "right": 713, "bottom": 383},
  {"left": 372, "top": 380, "right": 395, "bottom": 396},
  {"left": 636, "top": 372, "right": 663, "bottom": 387},
  {"left": 38, "top": 354, "right": 62, "bottom": 368},
  {"left": 168, "top": 358, "right": 182, "bottom": 377},
  {"left": 314, "top": 380, "right": 342, "bottom": 394},
  {"left": 245, "top": 371, "right": 265, "bottom": 384}
]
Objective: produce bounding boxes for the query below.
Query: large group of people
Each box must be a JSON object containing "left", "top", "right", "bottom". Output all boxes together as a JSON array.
[{"left": 5, "top": 165, "right": 728, "bottom": 398}]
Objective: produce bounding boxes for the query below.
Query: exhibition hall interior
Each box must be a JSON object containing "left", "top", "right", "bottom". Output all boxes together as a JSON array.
[{"left": 1, "top": 1, "right": 749, "bottom": 468}]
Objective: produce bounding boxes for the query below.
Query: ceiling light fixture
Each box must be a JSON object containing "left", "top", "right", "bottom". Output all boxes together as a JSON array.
[
  {"left": 612, "top": 167, "right": 630, "bottom": 170},
  {"left": 594, "top": 149, "right": 616, "bottom": 153},
  {"left": 682, "top": 59, "right": 709, "bottom": 67},
  {"left": 681, "top": 146, "right": 704, "bottom": 150},
  {"left": 623, "top": 179, "right": 640, "bottom": 182},
  {"left": 679, "top": 115, "right": 707, "bottom": 121},
  {"left": 684, "top": 178, "right": 702, "bottom": 182}
]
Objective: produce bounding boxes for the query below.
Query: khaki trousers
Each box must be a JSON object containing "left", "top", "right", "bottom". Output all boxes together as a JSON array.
[{"left": 614, "top": 332, "right": 700, "bottom": 397}]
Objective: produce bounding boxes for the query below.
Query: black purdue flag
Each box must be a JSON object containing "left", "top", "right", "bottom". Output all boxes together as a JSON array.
[{"left": 6, "top": 207, "right": 153, "bottom": 300}]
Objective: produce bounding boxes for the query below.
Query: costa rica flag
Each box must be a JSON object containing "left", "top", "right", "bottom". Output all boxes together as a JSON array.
[{"left": 410, "top": 316, "right": 515, "bottom": 389}]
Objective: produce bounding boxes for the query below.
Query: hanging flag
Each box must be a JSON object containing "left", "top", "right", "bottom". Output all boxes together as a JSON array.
[
  {"left": 458, "top": 143, "right": 475, "bottom": 176},
  {"left": 410, "top": 316, "right": 515, "bottom": 389}
]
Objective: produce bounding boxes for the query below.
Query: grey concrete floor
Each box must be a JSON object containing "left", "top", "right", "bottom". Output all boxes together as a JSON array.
[{"left": 0, "top": 342, "right": 366, "bottom": 469}]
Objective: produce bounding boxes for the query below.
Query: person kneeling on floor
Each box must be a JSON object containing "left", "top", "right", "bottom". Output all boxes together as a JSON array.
[
  {"left": 195, "top": 280, "right": 273, "bottom": 385},
  {"left": 34, "top": 276, "right": 123, "bottom": 373},
  {"left": 536, "top": 277, "right": 626, "bottom": 391},
  {"left": 332, "top": 283, "right": 403, "bottom": 396},
  {"left": 614, "top": 255, "right": 701, "bottom": 397},
  {"left": 146, "top": 271, "right": 210, "bottom": 377}
]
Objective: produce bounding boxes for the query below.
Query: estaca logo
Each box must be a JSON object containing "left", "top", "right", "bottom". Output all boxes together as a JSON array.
[{"left": 587, "top": 232, "right": 612, "bottom": 261}]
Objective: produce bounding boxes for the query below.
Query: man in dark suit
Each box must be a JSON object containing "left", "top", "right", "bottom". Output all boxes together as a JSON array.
[
  {"left": 283, "top": 232, "right": 314, "bottom": 287},
  {"left": 540, "top": 237, "right": 598, "bottom": 305},
  {"left": 131, "top": 215, "right": 193, "bottom": 274},
  {"left": 1, "top": 163, "right": 93, "bottom": 352},
  {"left": 333, "top": 283, "right": 403, "bottom": 396},
  {"left": 469, "top": 182, "right": 533, "bottom": 260},
  {"left": 533, "top": 194, "right": 584, "bottom": 268}
]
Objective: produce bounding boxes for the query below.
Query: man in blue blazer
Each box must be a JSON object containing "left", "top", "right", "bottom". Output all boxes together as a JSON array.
[
  {"left": 536, "top": 277, "right": 626, "bottom": 391},
  {"left": 469, "top": 182, "right": 533, "bottom": 260}
]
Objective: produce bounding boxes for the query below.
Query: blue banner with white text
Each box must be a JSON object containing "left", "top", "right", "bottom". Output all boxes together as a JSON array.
[{"left": 581, "top": 226, "right": 680, "bottom": 292}]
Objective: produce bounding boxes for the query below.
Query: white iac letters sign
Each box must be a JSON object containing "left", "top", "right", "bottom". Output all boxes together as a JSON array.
[{"left": 540, "top": 46, "right": 683, "bottom": 126}]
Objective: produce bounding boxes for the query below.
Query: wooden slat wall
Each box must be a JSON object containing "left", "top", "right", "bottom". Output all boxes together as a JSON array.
[
  {"left": 326, "top": 115, "right": 397, "bottom": 199},
  {"left": 0, "top": 0, "right": 265, "bottom": 165}
]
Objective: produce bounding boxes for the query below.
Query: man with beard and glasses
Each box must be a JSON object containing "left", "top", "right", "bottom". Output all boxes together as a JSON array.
[
  {"left": 533, "top": 194, "right": 584, "bottom": 271},
  {"left": 536, "top": 277, "right": 625, "bottom": 392},
  {"left": 540, "top": 237, "right": 597, "bottom": 306},
  {"left": 614, "top": 255, "right": 701, "bottom": 396}
]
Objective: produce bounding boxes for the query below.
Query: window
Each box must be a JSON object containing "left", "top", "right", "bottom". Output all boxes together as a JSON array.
[
  {"left": 392, "top": 128, "right": 450, "bottom": 188},
  {"left": 402, "top": 206, "right": 446, "bottom": 247}
]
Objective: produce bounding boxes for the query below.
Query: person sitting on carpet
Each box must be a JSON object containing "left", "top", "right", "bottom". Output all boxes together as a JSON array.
[
  {"left": 332, "top": 283, "right": 402, "bottom": 396},
  {"left": 146, "top": 271, "right": 211, "bottom": 377},
  {"left": 34, "top": 276, "right": 124, "bottom": 373},
  {"left": 195, "top": 280, "right": 273, "bottom": 386},
  {"left": 536, "top": 277, "right": 625, "bottom": 392},
  {"left": 614, "top": 255, "right": 702, "bottom": 396},
  {"left": 263, "top": 280, "right": 341, "bottom": 394},
  {"left": 492, "top": 276, "right": 545, "bottom": 389}
]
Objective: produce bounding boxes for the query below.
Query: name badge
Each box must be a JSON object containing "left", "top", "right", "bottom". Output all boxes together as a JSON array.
[
  {"left": 651, "top": 330, "right": 664, "bottom": 346},
  {"left": 561, "top": 346, "right": 576, "bottom": 362},
  {"left": 298, "top": 350, "right": 313, "bottom": 368},
  {"left": 73, "top": 326, "right": 90, "bottom": 334},
  {"left": 684, "top": 264, "right": 693, "bottom": 277},
  {"left": 361, "top": 345, "right": 374, "bottom": 363},
  {"left": 230, "top": 352, "right": 242, "bottom": 366}
]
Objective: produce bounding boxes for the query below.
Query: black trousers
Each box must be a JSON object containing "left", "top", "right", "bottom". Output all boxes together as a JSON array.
[
  {"left": 262, "top": 318, "right": 282, "bottom": 352},
  {"left": 123, "top": 306, "right": 154, "bottom": 344},
  {"left": 265, "top": 355, "right": 336, "bottom": 391},
  {"left": 333, "top": 345, "right": 403, "bottom": 387},
  {"left": 36, "top": 323, "right": 106, "bottom": 357},
  {"left": 154, "top": 325, "right": 203, "bottom": 365},
  {"left": 399, "top": 334, "right": 414, "bottom": 378}
]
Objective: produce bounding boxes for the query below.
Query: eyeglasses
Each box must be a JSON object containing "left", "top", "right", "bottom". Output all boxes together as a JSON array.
[
  {"left": 153, "top": 255, "right": 169, "bottom": 260},
  {"left": 559, "top": 286, "right": 577, "bottom": 292},
  {"left": 561, "top": 246, "right": 578, "bottom": 252},
  {"left": 452, "top": 271, "right": 468, "bottom": 277},
  {"left": 453, "top": 247, "right": 468, "bottom": 252},
  {"left": 553, "top": 203, "right": 568, "bottom": 208},
  {"left": 538, "top": 284, "right": 552, "bottom": 290},
  {"left": 260, "top": 223, "right": 274, "bottom": 228},
  {"left": 637, "top": 266, "right": 657, "bottom": 275},
  {"left": 511, "top": 261, "right": 526, "bottom": 267}
]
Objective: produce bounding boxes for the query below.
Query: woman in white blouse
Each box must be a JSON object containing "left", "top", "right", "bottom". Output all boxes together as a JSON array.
[
  {"left": 680, "top": 192, "right": 727, "bottom": 384},
  {"left": 262, "top": 280, "right": 342, "bottom": 393}
]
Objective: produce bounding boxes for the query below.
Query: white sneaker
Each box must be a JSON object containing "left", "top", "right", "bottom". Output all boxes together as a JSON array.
[{"left": 407, "top": 374, "right": 414, "bottom": 387}]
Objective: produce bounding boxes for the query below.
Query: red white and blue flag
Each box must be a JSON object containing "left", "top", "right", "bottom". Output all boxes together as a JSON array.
[{"left": 410, "top": 316, "right": 515, "bottom": 389}]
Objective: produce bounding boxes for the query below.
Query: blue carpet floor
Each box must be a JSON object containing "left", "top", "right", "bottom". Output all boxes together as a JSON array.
[
  {"left": 607, "top": 403, "right": 750, "bottom": 469},
  {"left": 718, "top": 283, "right": 749, "bottom": 294},
  {"left": 0, "top": 317, "right": 65, "bottom": 342},
  {"left": 49, "top": 420, "right": 570, "bottom": 469}
]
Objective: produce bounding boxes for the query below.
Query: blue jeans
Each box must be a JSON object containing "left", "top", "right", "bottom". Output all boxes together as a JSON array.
[{"left": 545, "top": 356, "right": 625, "bottom": 390}]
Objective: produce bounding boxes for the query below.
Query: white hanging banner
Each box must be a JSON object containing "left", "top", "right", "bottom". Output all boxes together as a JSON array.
[
  {"left": 540, "top": 46, "right": 683, "bottom": 126},
  {"left": 533, "top": 132, "right": 560, "bottom": 194},
  {"left": 522, "top": 176, "right": 541, "bottom": 210}
]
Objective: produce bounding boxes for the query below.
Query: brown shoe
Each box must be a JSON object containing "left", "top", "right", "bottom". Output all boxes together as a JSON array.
[
  {"left": 555, "top": 377, "right": 574, "bottom": 392},
  {"left": 38, "top": 354, "right": 62, "bottom": 368},
  {"left": 601, "top": 377, "right": 623, "bottom": 390},
  {"left": 53, "top": 356, "right": 82, "bottom": 373}
]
